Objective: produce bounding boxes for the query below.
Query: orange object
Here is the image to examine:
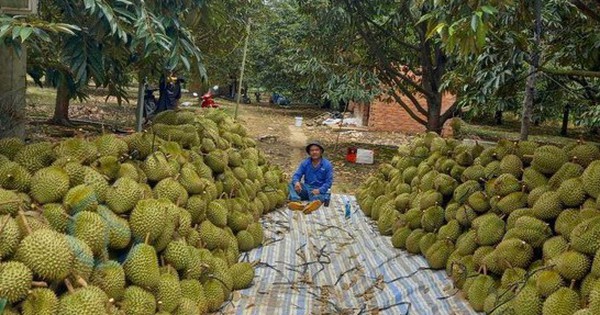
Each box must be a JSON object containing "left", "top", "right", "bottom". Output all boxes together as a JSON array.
[{"left": 346, "top": 147, "right": 357, "bottom": 163}]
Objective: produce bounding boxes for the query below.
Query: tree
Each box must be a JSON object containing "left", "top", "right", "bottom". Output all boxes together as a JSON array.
[
  {"left": 423, "top": 0, "right": 600, "bottom": 139},
  {"left": 297, "top": 0, "right": 460, "bottom": 133}
]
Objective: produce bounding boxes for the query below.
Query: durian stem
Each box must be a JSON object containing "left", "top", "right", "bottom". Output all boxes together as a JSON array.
[
  {"left": 76, "top": 277, "right": 88, "bottom": 287},
  {"left": 18, "top": 210, "right": 32, "bottom": 236},
  {"left": 0, "top": 215, "right": 10, "bottom": 236},
  {"left": 144, "top": 233, "right": 150, "bottom": 245},
  {"left": 570, "top": 279, "right": 576, "bottom": 290},
  {"left": 64, "top": 279, "right": 75, "bottom": 293},
  {"left": 31, "top": 281, "right": 48, "bottom": 288},
  {"left": 251, "top": 260, "right": 260, "bottom": 267}
]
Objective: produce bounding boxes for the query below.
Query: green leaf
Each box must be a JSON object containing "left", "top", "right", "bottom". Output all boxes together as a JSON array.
[
  {"left": 427, "top": 22, "right": 447, "bottom": 39},
  {"left": 20, "top": 27, "right": 33, "bottom": 43},
  {"left": 480, "top": 5, "right": 498, "bottom": 15}
]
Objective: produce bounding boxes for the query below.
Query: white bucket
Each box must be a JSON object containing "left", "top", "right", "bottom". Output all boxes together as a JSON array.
[{"left": 294, "top": 116, "right": 303, "bottom": 127}]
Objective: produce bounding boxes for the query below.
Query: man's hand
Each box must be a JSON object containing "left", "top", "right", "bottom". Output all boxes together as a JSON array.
[
  {"left": 311, "top": 189, "right": 320, "bottom": 196},
  {"left": 294, "top": 182, "right": 302, "bottom": 193}
]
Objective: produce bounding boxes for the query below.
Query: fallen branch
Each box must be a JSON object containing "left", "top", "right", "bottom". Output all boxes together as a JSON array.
[
  {"left": 334, "top": 266, "right": 360, "bottom": 286},
  {"left": 384, "top": 267, "right": 434, "bottom": 284}
]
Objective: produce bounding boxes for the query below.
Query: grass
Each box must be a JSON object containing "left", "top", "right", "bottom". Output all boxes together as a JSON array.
[{"left": 458, "top": 118, "right": 600, "bottom": 146}]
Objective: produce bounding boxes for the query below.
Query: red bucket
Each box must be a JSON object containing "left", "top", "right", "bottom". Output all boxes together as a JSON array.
[{"left": 346, "top": 147, "right": 357, "bottom": 163}]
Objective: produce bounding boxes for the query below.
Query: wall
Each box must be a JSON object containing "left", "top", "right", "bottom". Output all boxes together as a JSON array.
[{"left": 362, "top": 92, "right": 457, "bottom": 136}]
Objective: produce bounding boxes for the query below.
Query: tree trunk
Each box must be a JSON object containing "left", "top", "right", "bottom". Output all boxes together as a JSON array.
[
  {"left": 427, "top": 97, "right": 443, "bottom": 134},
  {"left": 561, "top": 104, "right": 570, "bottom": 136},
  {"left": 52, "top": 80, "right": 71, "bottom": 125},
  {"left": 135, "top": 74, "right": 145, "bottom": 132},
  {"left": 520, "top": 0, "right": 542, "bottom": 141},
  {"left": 0, "top": 45, "right": 27, "bottom": 139},
  {"left": 495, "top": 110, "right": 503, "bottom": 125}
]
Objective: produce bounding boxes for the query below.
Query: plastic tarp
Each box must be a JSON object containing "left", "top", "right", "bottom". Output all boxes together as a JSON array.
[{"left": 221, "top": 194, "right": 477, "bottom": 314}]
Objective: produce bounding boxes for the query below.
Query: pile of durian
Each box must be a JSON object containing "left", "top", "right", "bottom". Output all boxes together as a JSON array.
[
  {"left": 0, "top": 109, "right": 288, "bottom": 315},
  {"left": 357, "top": 132, "right": 600, "bottom": 315}
]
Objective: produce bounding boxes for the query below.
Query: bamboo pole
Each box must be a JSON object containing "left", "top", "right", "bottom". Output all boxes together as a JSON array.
[{"left": 234, "top": 18, "right": 251, "bottom": 120}]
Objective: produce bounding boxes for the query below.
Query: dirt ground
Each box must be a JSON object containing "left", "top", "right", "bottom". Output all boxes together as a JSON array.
[{"left": 22, "top": 85, "right": 409, "bottom": 194}]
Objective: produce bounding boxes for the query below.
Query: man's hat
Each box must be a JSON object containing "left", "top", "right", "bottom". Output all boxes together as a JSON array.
[{"left": 306, "top": 141, "right": 324, "bottom": 154}]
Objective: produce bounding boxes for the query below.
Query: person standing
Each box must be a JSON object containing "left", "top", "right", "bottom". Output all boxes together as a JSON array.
[{"left": 288, "top": 141, "right": 334, "bottom": 214}]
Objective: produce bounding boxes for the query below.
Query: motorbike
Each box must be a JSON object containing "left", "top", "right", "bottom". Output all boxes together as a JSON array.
[{"left": 143, "top": 86, "right": 159, "bottom": 120}]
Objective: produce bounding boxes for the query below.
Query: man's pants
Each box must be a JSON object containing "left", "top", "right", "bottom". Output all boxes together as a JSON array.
[{"left": 288, "top": 182, "right": 330, "bottom": 203}]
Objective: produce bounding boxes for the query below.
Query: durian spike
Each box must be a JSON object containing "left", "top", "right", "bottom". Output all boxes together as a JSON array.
[
  {"left": 18, "top": 210, "right": 32, "bottom": 235},
  {"left": 0, "top": 215, "right": 11, "bottom": 236},
  {"left": 31, "top": 281, "right": 48, "bottom": 288},
  {"left": 64, "top": 279, "right": 75, "bottom": 293}
]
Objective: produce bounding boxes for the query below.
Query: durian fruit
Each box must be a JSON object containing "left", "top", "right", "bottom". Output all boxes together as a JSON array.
[
  {"left": 569, "top": 143, "right": 600, "bottom": 167},
  {"left": 0, "top": 261, "right": 33, "bottom": 303},
  {"left": 14, "top": 229, "right": 74, "bottom": 281},
  {"left": 0, "top": 161, "right": 32, "bottom": 192},
  {"left": 105, "top": 177, "right": 143, "bottom": 214},
  {"left": 30, "top": 166, "right": 70, "bottom": 204},
  {"left": 13, "top": 142, "right": 55, "bottom": 173},
  {"left": 97, "top": 206, "right": 131, "bottom": 250},
  {"left": 56, "top": 285, "right": 111, "bottom": 315},
  {"left": 0, "top": 137, "right": 24, "bottom": 159},
  {"left": 425, "top": 239, "right": 455, "bottom": 269},
  {"left": 153, "top": 177, "right": 189, "bottom": 206},
  {"left": 204, "top": 278, "right": 226, "bottom": 312},
  {"left": 542, "top": 287, "right": 580, "bottom": 315},
  {"left": 569, "top": 217, "right": 600, "bottom": 255},
  {"left": 531, "top": 145, "right": 568, "bottom": 175},
  {"left": 0, "top": 189, "right": 21, "bottom": 216},
  {"left": 129, "top": 199, "right": 168, "bottom": 243},
  {"left": 513, "top": 284, "right": 543, "bottom": 315},
  {"left": 53, "top": 138, "right": 98, "bottom": 164},
  {"left": 582, "top": 160, "right": 600, "bottom": 198},
  {"left": 466, "top": 274, "right": 496, "bottom": 312},
  {"left": 21, "top": 288, "right": 59, "bottom": 315},
  {"left": 41, "top": 203, "right": 69, "bottom": 233},
  {"left": 123, "top": 243, "right": 160, "bottom": 289},
  {"left": 163, "top": 239, "right": 190, "bottom": 271},
  {"left": 236, "top": 230, "right": 255, "bottom": 252},
  {"left": 535, "top": 270, "right": 565, "bottom": 297},
  {"left": 550, "top": 251, "right": 591, "bottom": 281},
  {"left": 89, "top": 260, "right": 126, "bottom": 301},
  {"left": 121, "top": 285, "right": 157, "bottom": 315},
  {"left": 63, "top": 184, "right": 99, "bottom": 214},
  {"left": 531, "top": 191, "right": 563, "bottom": 221},
  {"left": 68, "top": 211, "right": 109, "bottom": 257},
  {"left": 155, "top": 271, "right": 182, "bottom": 313},
  {"left": 94, "top": 134, "right": 129, "bottom": 158},
  {"left": 0, "top": 215, "right": 21, "bottom": 259},
  {"left": 548, "top": 162, "right": 584, "bottom": 190},
  {"left": 65, "top": 235, "right": 95, "bottom": 282}
]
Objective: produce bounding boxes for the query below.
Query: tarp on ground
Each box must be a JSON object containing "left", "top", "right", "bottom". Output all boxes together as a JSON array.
[{"left": 221, "top": 194, "right": 477, "bottom": 315}]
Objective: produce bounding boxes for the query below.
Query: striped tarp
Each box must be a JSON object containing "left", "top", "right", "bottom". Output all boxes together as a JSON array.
[{"left": 221, "top": 194, "right": 478, "bottom": 315}]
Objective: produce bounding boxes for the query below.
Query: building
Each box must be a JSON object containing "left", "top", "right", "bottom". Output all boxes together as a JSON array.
[{"left": 348, "top": 66, "right": 457, "bottom": 136}]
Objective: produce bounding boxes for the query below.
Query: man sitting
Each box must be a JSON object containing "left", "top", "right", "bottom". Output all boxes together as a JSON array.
[{"left": 288, "top": 141, "right": 334, "bottom": 214}]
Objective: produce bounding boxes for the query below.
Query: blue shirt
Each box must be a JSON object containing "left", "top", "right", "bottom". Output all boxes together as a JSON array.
[{"left": 292, "top": 157, "right": 334, "bottom": 194}]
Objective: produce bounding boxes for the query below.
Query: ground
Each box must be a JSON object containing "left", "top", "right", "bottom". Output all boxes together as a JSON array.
[{"left": 22, "top": 85, "right": 406, "bottom": 194}]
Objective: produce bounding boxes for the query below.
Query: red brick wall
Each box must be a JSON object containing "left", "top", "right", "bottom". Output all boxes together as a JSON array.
[{"left": 350, "top": 93, "right": 456, "bottom": 136}]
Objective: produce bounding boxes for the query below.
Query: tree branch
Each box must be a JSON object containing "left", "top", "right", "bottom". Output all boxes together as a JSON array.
[
  {"left": 387, "top": 92, "right": 428, "bottom": 126},
  {"left": 540, "top": 67, "right": 600, "bottom": 78},
  {"left": 570, "top": 0, "right": 600, "bottom": 22}
]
